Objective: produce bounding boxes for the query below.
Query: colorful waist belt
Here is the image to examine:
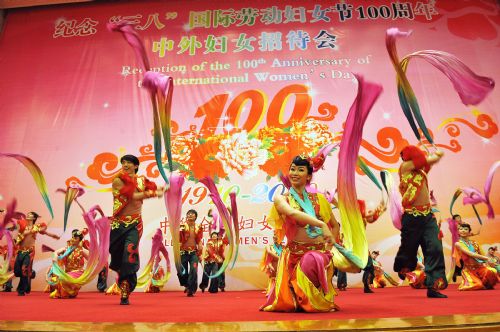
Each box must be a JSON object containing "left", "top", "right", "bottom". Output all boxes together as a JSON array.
[
  {"left": 404, "top": 204, "right": 432, "bottom": 216},
  {"left": 180, "top": 246, "right": 197, "bottom": 254},
  {"left": 287, "top": 241, "right": 325, "bottom": 254},
  {"left": 18, "top": 247, "right": 34, "bottom": 254},
  {"left": 111, "top": 214, "right": 142, "bottom": 229}
]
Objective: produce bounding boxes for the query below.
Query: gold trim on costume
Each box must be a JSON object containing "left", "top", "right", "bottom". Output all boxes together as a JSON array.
[
  {"left": 404, "top": 204, "right": 432, "bottom": 216},
  {"left": 111, "top": 215, "right": 141, "bottom": 228},
  {"left": 18, "top": 247, "right": 34, "bottom": 254},
  {"left": 287, "top": 241, "right": 326, "bottom": 255}
]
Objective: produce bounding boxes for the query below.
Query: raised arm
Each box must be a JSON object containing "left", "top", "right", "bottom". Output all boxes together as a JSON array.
[
  {"left": 470, "top": 228, "right": 480, "bottom": 237},
  {"left": 401, "top": 149, "right": 444, "bottom": 173},
  {"left": 133, "top": 187, "right": 164, "bottom": 200},
  {"left": 42, "top": 230, "right": 61, "bottom": 240},
  {"left": 36, "top": 223, "right": 60, "bottom": 240},
  {"left": 112, "top": 177, "right": 164, "bottom": 201}
]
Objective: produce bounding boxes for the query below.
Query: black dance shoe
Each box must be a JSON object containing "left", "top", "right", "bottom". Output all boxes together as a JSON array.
[{"left": 427, "top": 289, "right": 447, "bottom": 298}]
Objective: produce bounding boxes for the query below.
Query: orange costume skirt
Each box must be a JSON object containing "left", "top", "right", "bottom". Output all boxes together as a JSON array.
[
  {"left": 260, "top": 241, "right": 338, "bottom": 312},
  {"left": 458, "top": 264, "right": 498, "bottom": 291},
  {"left": 407, "top": 269, "right": 426, "bottom": 289},
  {"left": 50, "top": 269, "right": 84, "bottom": 298}
]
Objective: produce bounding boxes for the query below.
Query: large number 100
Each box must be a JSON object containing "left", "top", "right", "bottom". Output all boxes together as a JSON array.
[{"left": 194, "top": 84, "right": 312, "bottom": 135}]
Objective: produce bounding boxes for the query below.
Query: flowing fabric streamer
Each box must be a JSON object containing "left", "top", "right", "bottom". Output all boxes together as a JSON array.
[
  {"left": 383, "top": 271, "right": 400, "bottom": 286},
  {"left": 449, "top": 161, "right": 500, "bottom": 225},
  {"left": 56, "top": 186, "right": 85, "bottom": 231},
  {"left": 357, "top": 157, "right": 383, "bottom": 191},
  {"left": 447, "top": 217, "right": 460, "bottom": 254},
  {"left": 446, "top": 216, "right": 460, "bottom": 282},
  {"left": 445, "top": 163, "right": 499, "bottom": 281},
  {"left": 229, "top": 191, "right": 239, "bottom": 269},
  {"left": 108, "top": 23, "right": 174, "bottom": 185},
  {"left": 41, "top": 244, "right": 56, "bottom": 253},
  {"left": 336, "top": 75, "right": 382, "bottom": 269},
  {"left": 461, "top": 161, "right": 500, "bottom": 220},
  {"left": 449, "top": 188, "right": 483, "bottom": 224},
  {"left": 106, "top": 22, "right": 150, "bottom": 70},
  {"left": 449, "top": 188, "right": 463, "bottom": 217},
  {"left": 278, "top": 170, "right": 291, "bottom": 190},
  {"left": 324, "top": 190, "right": 338, "bottom": 207},
  {"left": 164, "top": 174, "right": 185, "bottom": 276},
  {"left": 51, "top": 205, "right": 110, "bottom": 286},
  {"left": 381, "top": 170, "right": 403, "bottom": 230},
  {"left": 0, "top": 200, "right": 20, "bottom": 284},
  {"left": 137, "top": 228, "right": 171, "bottom": 288},
  {"left": 209, "top": 209, "right": 224, "bottom": 235},
  {"left": 311, "top": 143, "right": 339, "bottom": 172},
  {"left": 0, "top": 153, "right": 54, "bottom": 219},
  {"left": 357, "top": 158, "right": 389, "bottom": 213},
  {"left": 386, "top": 28, "right": 495, "bottom": 144},
  {"left": 380, "top": 170, "right": 390, "bottom": 193},
  {"left": 142, "top": 72, "right": 175, "bottom": 176},
  {"left": 199, "top": 176, "right": 238, "bottom": 278}
]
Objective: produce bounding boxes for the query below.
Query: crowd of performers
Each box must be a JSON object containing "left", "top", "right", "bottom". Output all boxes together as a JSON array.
[
  {"left": 0, "top": 25, "right": 497, "bottom": 316},
  {"left": 1, "top": 148, "right": 499, "bottom": 311},
  {"left": 0, "top": 155, "right": 228, "bottom": 304}
]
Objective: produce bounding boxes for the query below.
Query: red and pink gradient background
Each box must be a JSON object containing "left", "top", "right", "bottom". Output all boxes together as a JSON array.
[{"left": 0, "top": 0, "right": 499, "bottom": 290}]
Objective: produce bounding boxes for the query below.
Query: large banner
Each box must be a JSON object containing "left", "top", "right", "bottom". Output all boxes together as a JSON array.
[{"left": 0, "top": 0, "right": 499, "bottom": 291}]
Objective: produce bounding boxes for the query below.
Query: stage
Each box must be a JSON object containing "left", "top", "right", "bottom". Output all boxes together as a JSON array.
[{"left": 1, "top": 284, "right": 499, "bottom": 331}]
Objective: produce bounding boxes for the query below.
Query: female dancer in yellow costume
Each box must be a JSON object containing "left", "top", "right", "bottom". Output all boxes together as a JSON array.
[{"left": 261, "top": 155, "right": 365, "bottom": 312}]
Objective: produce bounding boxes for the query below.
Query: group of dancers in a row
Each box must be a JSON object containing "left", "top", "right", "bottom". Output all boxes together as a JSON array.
[
  {"left": 0, "top": 172, "right": 229, "bottom": 302},
  {"left": 1, "top": 149, "right": 499, "bottom": 311}
]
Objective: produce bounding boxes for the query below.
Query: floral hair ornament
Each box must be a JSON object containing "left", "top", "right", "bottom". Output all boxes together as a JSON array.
[
  {"left": 307, "top": 155, "right": 325, "bottom": 173},
  {"left": 307, "top": 143, "right": 339, "bottom": 173}
]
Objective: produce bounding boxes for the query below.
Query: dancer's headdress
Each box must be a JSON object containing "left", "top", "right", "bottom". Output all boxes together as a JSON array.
[{"left": 400, "top": 145, "right": 429, "bottom": 172}]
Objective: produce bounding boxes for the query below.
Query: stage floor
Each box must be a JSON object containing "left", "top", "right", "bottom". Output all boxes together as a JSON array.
[{"left": 1, "top": 285, "right": 499, "bottom": 331}]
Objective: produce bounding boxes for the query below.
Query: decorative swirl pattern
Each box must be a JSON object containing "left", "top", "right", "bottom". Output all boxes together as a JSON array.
[
  {"left": 68, "top": 109, "right": 499, "bottom": 190},
  {"left": 360, "top": 127, "right": 409, "bottom": 164},
  {"left": 417, "top": 128, "right": 462, "bottom": 153},
  {"left": 86, "top": 152, "right": 121, "bottom": 185},
  {"left": 434, "top": 140, "right": 462, "bottom": 153},
  {"left": 306, "top": 102, "right": 338, "bottom": 122},
  {"left": 439, "top": 112, "right": 498, "bottom": 139}
]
